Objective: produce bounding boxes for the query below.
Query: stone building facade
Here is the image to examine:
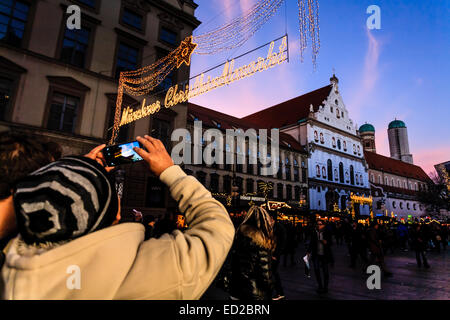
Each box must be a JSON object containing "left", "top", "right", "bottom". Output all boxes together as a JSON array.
[
  {"left": 183, "top": 103, "right": 309, "bottom": 209},
  {"left": 0, "top": 0, "right": 200, "bottom": 218}
]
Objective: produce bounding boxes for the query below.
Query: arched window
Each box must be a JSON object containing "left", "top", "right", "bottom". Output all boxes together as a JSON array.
[
  {"left": 360, "top": 174, "right": 363, "bottom": 185},
  {"left": 314, "top": 131, "right": 318, "bottom": 142},
  {"left": 343, "top": 141, "right": 347, "bottom": 151},
  {"left": 378, "top": 175, "right": 382, "bottom": 184},
  {"left": 334, "top": 168, "right": 338, "bottom": 181},
  {"left": 398, "top": 179, "right": 401, "bottom": 188},
  {"left": 393, "top": 201, "right": 396, "bottom": 208},
  {"left": 336, "top": 108, "right": 340, "bottom": 118},
  {"left": 285, "top": 157, "right": 291, "bottom": 180},
  {"left": 339, "top": 162, "right": 344, "bottom": 183},
  {"left": 357, "top": 145, "right": 360, "bottom": 155},
  {"left": 316, "top": 165, "right": 321, "bottom": 177},
  {"left": 353, "top": 144, "right": 356, "bottom": 154},
  {"left": 407, "top": 203, "right": 410, "bottom": 210},
  {"left": 337, "top": 139, "right": 341, "bottom": 149},
  {"left": 294, "top": 186, "right": 301, "bottom": 201},
  {"left": 391, "top": 178, "right": 394, "bottom": 187},
  {"left": 355, "top": 174, "right": 359, "bottom": 185},
  {"left": 320, "top": 132, "right": 324, "bottom": 144},
  {"left": 332, "top": 137, "right": 336, "bottom": 147},
  {"left": 400, "top": 202, "right": 403, "bottom": 209},
  {"left": 277, "top": 183, "right": 284, "bottom": 199},
  {"left": 246, "top": 179, "right": 254, "bottom": 193},
  {"left": 413, "top": 203, "right": 417, "bottom": 210},
  {"left": 322, "top": 166, "right": 326, "bottom": 177},
  {"left": 385, "top": 177, "right": 389, "bottom": 185},
  {"left": 286, "top": 185, "right": 292, "bottom": 199},
  {"left": 404, "top": 181, "right": 407, "bottom": 189},
  {"left": 327, "top": 159, "right": 333, "bottom": 181},
  {"left": 345, "top": 171, "right": 349, "bottom": 183},
  {"left": 371, "top": 174, "right": 374, "bottom": 182},
  {"left": 350, "top": 165, "right": 355, "bottom": 185}
]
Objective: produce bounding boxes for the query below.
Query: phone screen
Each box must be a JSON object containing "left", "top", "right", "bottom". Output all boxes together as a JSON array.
[{"left": 103, "top": 141, "right": 143, "bottom": 166}]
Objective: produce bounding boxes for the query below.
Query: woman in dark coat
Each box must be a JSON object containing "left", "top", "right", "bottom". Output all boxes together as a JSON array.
[{"left": 229, "top": 206, "right": 275, "bottom": 300}]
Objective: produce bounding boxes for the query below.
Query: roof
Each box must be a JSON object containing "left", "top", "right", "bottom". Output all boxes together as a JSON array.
[
  {"left": 187, "top": 103, "right": 306, "bottom": 153},
  {"left": 371, "top": 183, "right": 419, "bottom": 197},
  {"left": 364, "top": 151, "right": 431, "bottom": 182},
  {"left": 241, "top": 85, "right": 333, "bottom": 129},
  {"left": 388, "top": 120, "right": 406, "bottom": 129},
  {"left": 359, "top": 123, "right": 375, "bottom": 133}
]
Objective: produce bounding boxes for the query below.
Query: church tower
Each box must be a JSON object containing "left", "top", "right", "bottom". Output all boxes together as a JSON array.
[
  {"left": 359, "top": 123, "right": 376, "bottom": 153},
  {"left": 388, "top": 119, "right": 413, "bottom": 164}
]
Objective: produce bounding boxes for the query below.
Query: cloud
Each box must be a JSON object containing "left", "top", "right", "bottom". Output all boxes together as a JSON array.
[{"left": 348, "top": 29, "right": 381, "bottom": 118}]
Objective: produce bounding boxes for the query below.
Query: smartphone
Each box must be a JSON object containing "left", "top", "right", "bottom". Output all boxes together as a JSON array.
[{"left": 103, "top": 141, "right": 144, "bottom": 167}]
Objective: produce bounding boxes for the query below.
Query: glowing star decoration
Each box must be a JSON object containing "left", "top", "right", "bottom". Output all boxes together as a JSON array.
[
  {"left": 176, "top": 36, "right": 197, "bottom": 68},
  {"left": 117, "top": 36, "right": 288, "bottom": 128}
]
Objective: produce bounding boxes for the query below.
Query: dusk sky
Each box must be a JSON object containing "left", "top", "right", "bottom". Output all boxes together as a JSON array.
[{"left": 188, "top": 0, "right": 449, "bottom": 176}]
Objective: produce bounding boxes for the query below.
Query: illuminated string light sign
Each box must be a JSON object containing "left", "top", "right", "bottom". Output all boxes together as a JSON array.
[{"left": 118, "top": 36, "right": 288, "bottom": 127}]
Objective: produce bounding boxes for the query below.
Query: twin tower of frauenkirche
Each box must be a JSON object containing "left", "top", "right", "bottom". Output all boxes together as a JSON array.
[{"left": 359, "top": 119, "right": 414, "bottom": 164}]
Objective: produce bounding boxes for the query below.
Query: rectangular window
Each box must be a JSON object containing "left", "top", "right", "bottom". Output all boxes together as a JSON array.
[
  {"left": 210, "top": 175, "right": 219, "bottom": 193},
  {"left": 152, "top": 117, "right": 171, "bottom": 150},
  {"left": 115, "top": 42, "right": 139, "bottom": 78},
  {"left": 122, "top": 8, "right": 143, "bottom": 30},
  {"left": 47, "top": 92, "right": 80, "bottom": 133},
  {"left": 76, "top": 0, "right": 96, "bottom": 8},
  {"left": 0, "top": 0, "right": 30, "bottom": 47},
  {"left": 0, "top": 76, "right": 14, "bottom": 120},
  {"left": 246, "top": 179, "right": 254, "bottom": 193},
  {"left": 159, "top": 27, "right": 177, "bottom": 45},
  {"left": 60, "top": 26, "right": 91, "bottom": 68}
]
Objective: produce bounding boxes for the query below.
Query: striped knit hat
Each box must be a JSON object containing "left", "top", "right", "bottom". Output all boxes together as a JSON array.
[{"left": 13, "top": 156, "right": 118, "bottom": 244}]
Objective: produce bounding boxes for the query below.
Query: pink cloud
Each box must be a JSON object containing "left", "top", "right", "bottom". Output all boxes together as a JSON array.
[{"left": 348, "top": 29, "right": 381, "bottom": 118}]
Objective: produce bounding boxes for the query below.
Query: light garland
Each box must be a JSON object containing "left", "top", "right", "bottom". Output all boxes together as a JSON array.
[{"left": 110, "top": 0, "right": 321, "bottom": 144}]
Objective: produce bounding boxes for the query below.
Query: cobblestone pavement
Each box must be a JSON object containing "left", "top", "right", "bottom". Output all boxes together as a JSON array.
[{"left": 278, "top": 243, "right": 450, "bottom": 300}]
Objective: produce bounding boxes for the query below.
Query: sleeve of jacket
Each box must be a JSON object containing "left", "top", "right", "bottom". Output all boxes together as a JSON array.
[{"left": 115, "top": 165, "right": 235, "bottom": 300}]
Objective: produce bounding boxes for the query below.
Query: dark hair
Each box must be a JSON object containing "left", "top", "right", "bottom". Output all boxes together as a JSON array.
[{"left": 0, "top": 132, "right": 56, "bottom": 199}]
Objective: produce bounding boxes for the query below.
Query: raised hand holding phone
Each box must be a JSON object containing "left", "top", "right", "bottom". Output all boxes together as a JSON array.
[{"left": 134, "top": 135, "right": 174, "bottom": 177}]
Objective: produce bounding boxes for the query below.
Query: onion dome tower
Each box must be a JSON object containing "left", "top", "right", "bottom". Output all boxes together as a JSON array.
[
  {"left": 388, "top": 119, "right": 413, "bottom": 164},
  {"left": 359, "top": 123, "right": 376, "bottom": 153}
]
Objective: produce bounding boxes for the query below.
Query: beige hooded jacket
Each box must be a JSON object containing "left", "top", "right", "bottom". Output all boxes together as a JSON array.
[{"left": 0, "top": 165, "right": 235, "bottom": 299}]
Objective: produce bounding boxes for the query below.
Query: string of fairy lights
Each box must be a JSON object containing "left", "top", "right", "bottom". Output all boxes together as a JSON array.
[{"left": 110, "top": 0, "right": 321, "bottom": 144}]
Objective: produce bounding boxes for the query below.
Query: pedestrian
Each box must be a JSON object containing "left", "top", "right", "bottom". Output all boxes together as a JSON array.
[
  {"left": 271, "top": 213, "right": 287, "bottom": 300},
  {"left": 283, "top": 222, "right": 297, "bottom": 267},
  {"left": 1, "top": 135, "right": 235, "bottom": 299},
  {"left": 349, "top": 222, "right": 368, "bottom": 270},
  {"left": 367, "top": 222, "right": 393, "bottom": 277},
  {"left": 410, "top": 224, "right": 430, "bottom": 269},
  {"left": 307, "top": 220, "right": 333, "bottom": 294},
  {"left": 396, "top": 222, "right": 409, "bottom": 251},
  {"left": 229, "top": 206, "right": 275, "bottom": 300}
]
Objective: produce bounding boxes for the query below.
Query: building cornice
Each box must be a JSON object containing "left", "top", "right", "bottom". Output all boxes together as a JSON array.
[
  {"left": 308, "top": 178, "right": 370, "bottom": 193},
  {"left": 148, "top": 0, "right": 201, "bottom": 28},
  {"left": 0, "top": 44, "right": 117, "bottom": 84},
  {"left": 310, "top": 143, "right": 366, "bottom": 163}
]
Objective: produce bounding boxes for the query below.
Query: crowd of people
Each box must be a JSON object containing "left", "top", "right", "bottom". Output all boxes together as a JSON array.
[
  {"left": 202, "top": 212, "right": 449, "bottom": 299},
  {"left": 0, "top": 131, "right": 448, "bottom": 300}
]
